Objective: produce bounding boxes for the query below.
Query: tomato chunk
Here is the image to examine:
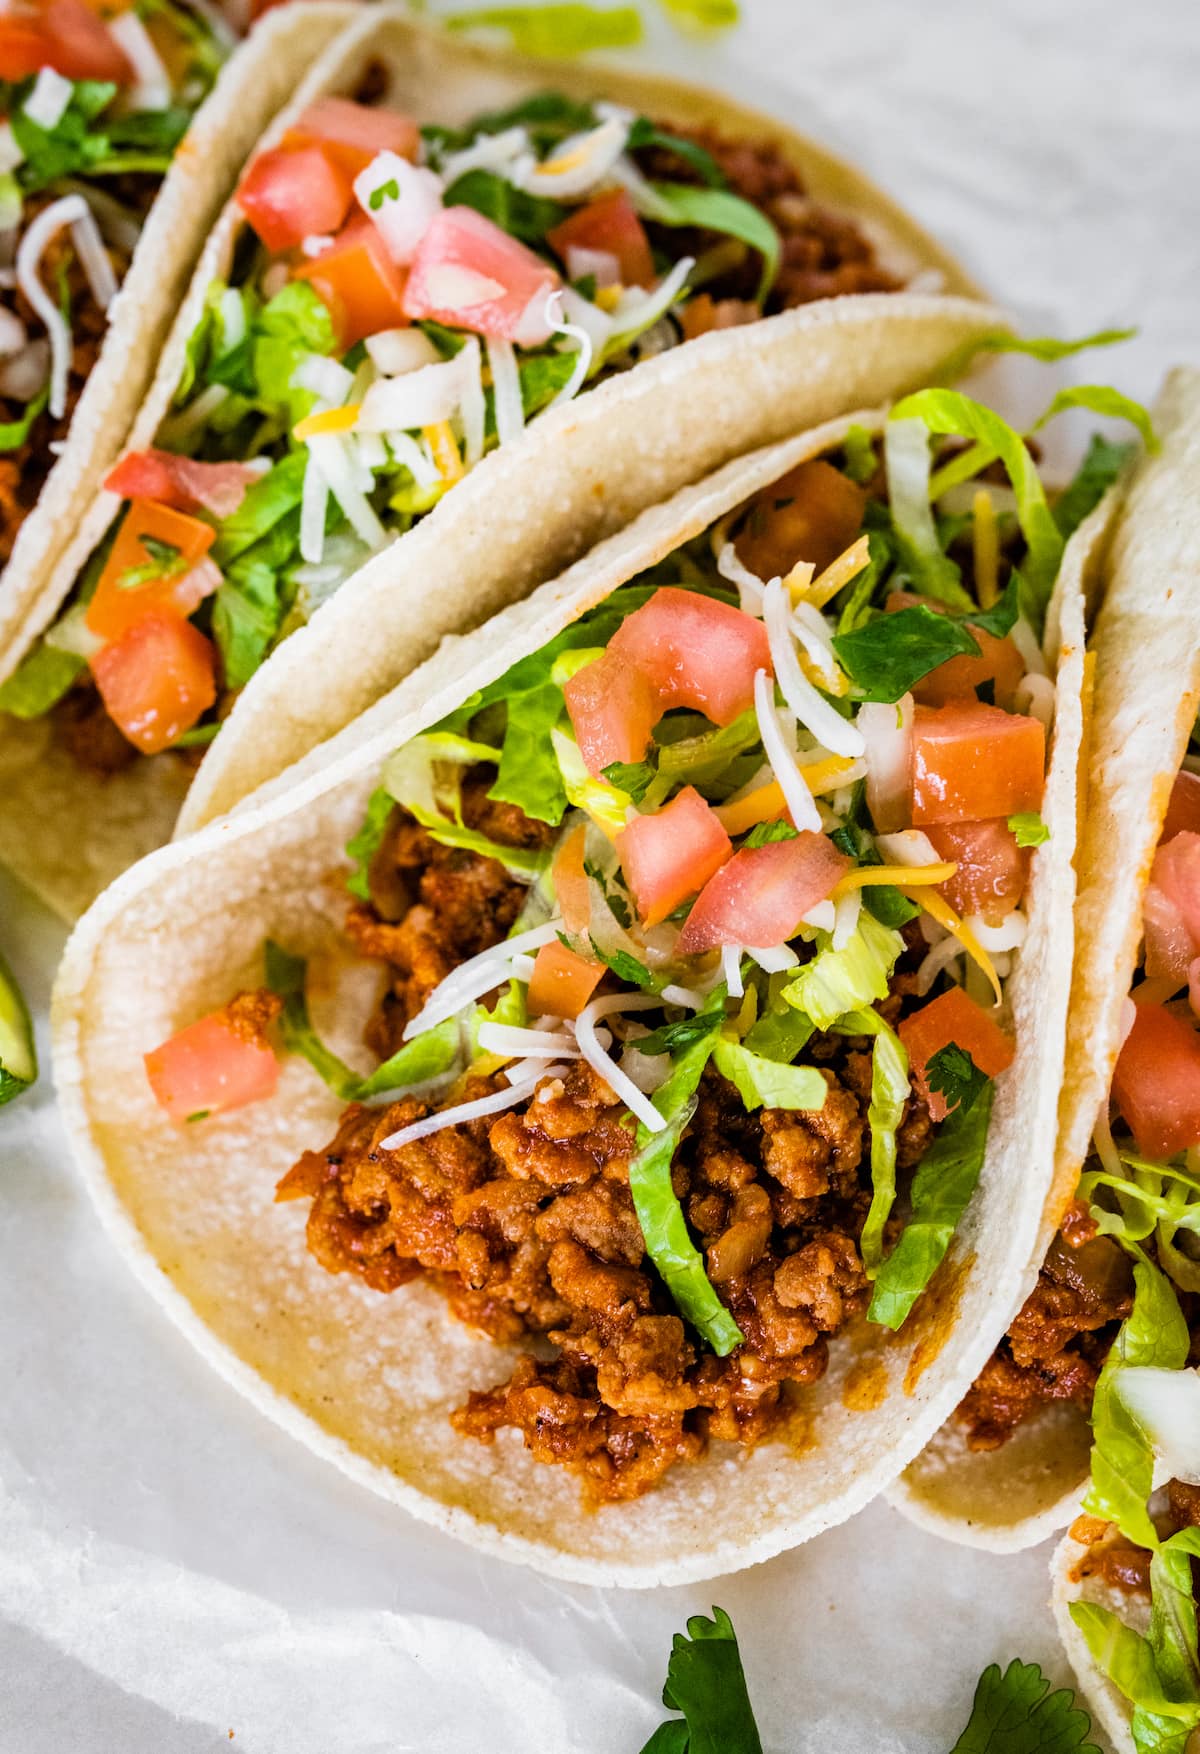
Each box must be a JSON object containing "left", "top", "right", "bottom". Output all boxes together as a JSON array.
[
  {"left": 402, "top": 206, "right": 560, "bottom": 344},
  {"left": 104, "top": 450, "right": 260, "bottom": 520},
  {"left": 1113, "top": 1001, "right": 1200, "bottom": 1159},
  {"left": 552, "top": 822, "right": 591, "bottom": 936},
  {"left": 238, "top": 144, "right": 354, "bottom": 255},
  {"left": 145, "top": 1003, "right": 280, "bottom": 1124},
  {"left": 886, "top": 591, "right": 1024, "bottom": 711},
  {"left": 92, "top": 612, "right": 217, "bottom": 754},
  {"left": 910, "top": 702, "right": 1045, "bottom": 826},
  {"left": 926, "top": 818, "right": 1029, "bottom": 923},
  {"left": 1161, "top": 769, "right": 1200, "bottom": 845},
  {"left": 282, "top": 98, "right": 419, "bottom": 179},
  {"left": 735, "top": 459, "right": 866, "bottom": 580},
  {"left": 526, "top": 940, "right": 603, "bottom": 1020},
  {"left": 5, "top": 0, "right": 133, "bottom": 82},
  {"left": 676, "top": 832, "right": 850, "bottom": 954},
  {"left": 546, "top": 190, "right": 654, "bottom": 288},
  {"left": 610, "top": 587, "right": 772, "bottom": 726},
  {"left": 898, "top": 984, "right": 1015, "bottom": 1122},
  {"left": 564, "top": 651, "right": 659, "bottom": 776},
  {"left": 1142, "top": 832, "right": 1200, "bottom": 981},
  {"left": 296, "top": 214, "right": 409, "bottom": 346},
  {"left": 87, "top": 501, "right": 217, "bottom": 643},
  {"left": 616, "top": 787, "right": 732, "bottom": 928}
]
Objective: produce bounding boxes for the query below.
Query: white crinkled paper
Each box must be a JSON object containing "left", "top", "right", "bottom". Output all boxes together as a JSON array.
[{"left": 3, "top": 0, "right": 1198, "bottom": 1744}]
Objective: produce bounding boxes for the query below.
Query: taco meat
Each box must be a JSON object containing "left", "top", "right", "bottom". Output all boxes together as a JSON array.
[
  {"left": 1068, "top": 1479, "right": 1200, "bottom": 1599},
  {"left": 277, "top": 772, "right": 936, "bottom": 1504}
]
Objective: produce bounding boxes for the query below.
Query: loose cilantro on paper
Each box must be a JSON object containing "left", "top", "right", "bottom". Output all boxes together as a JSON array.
[
  {"left": 637, "top": 1607, "right": 762, "bottom": 1754},
  {"left": 948, "top": 1658, "right": 1100, "bottom": 1754}
]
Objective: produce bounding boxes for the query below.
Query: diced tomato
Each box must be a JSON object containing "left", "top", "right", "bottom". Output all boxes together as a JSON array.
[
  {"left": 735, "top": 459, "right": 866, "bottom": 581},
  {"left": 282, "top": 97, "right": 419, "bottom": 179},
  {"left": 104, "top": 450, "right": 260, "bottom": 520},
  {"left": 92, "top": 612, "right": 217, "bottom": 754},
  {"left": 526, "top": 940, "right": 603, "bottom": 1020},
  {"left": 910, "top": 702, "right": 1045, "bottom": 827},
  {"left": 295, "top": 213, "right": 409, "bottom": 347},
  {"left": 145, "top": 1007, "right": 279, "bottom": 1124},
  {"left": 564, "top": 651, "right": 659, "bottom": 776},
  {"left": 926, "top": 818, "right": 1029, "bottom": 924},
  {"left": 1161, "top": 769, "right": 1200, "bottom": 845},
  {"left": 676, "top": 831, "right": 850, "bottom": 954},
  {"left": 611, "top": 587, "right": 772, "bottom": 726},
  {"left": 1, "top": 0, "right": 133, "bottom": 82},
  {"left": 898, "top": 984, "right": 1015, "bottom": 1122},
  {"left": 886, "top": 591, "right": 1024, "bottom": 711},
  {"left": 237, "top": 143, "right": 354, "bottom": 255},
  {"left": 1142, "top": 832, "right": 1200, "bottom": 981},
  {"left": 402, "top": 206, "right": 560, "bottom": 344},
  {"left": 552, "top": 823, "right": 590, "bottom": 936},
  {"left": 86, "top": 500, "right": 217, "bottom": 643},
  {"left": 1112, "top": 1001, "right": 1200, "bottom": 1159},
  {"left": 616, "top": 787, "right": 732, "bottom": 928},
  {"left": 546, "top": 190, "right": 654, "bottom": 288}
]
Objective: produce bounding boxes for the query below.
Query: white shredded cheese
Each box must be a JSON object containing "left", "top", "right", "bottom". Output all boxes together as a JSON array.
[
  {"left": 716, "top": 542, "right": 766, "bottom": 616},
  {"left": 365, "top": 328, "right": 441, "bottom": 376},
  {"left": 378, "top": 1066, "right": 544, "bottom": 1151},
  {"left": 540, "top": 291, "right": 593, "bottom": 413},
  {"left": 746, "top": 944, "right": 799, "bottom": 973},
  {"left": 763, "top": 579, "right": 864, "bottom": 760},
  {"left": 70, "top": 200, "right": 118, "bottom": 313},
  {"left": 298, "top": 449, "right": 329, "bottom": 566},
  {"left": 519, "top": 116, "right": 629, "bottom": 199},
  {"left": 876, "top": 830, "right": 941, "bottom": 867},
  {"left": 437, "top": 126, "right": 530, "bottom": 186},
  {"left": 304, "top": 432, "right": 386, "bottom": 552},
  {"left": 964, "top": 911, "right": 1028, "bottom": 952},
  {"left": 357, "top": 353, "right": 471, "bottom": 434},
  {"left": 604, "top": 255, "right": 693, "bottom": 357},
  {"left": 753, "top": 667, "right": 823, "bottom": 834},
  {"left": 832, "top": 887, "right": 862, "bottom": 951},
  {"left": 660, "top": 983, "right": 705, "bottom": 1010},
  {"left": 801, "top": 901, "right": 837, "bottom": 933},
  {"left": 16, "top": 195, "right": 89, "bottom": 418},
  {"left": 109, "top": 11, "right": 172, "bottom": 111},
  {"left": 575, "top": 993, "right": 667, "bottom": 1132},
  {"left": 721, "top": 944, "right": 745, "bottom": 998},
  {"left": 404, "top": 922, "right": 561, "bottom": 1038},
  {"left": 386, "top": 430, "right": 440, "bottom": 489},
  {"left": 292, "top": 354, "right": 355, "bottom": 405},
  {"left": 457, "top": 335, "right": 485, "bottom": 467},
  {"left": 475, "top": 1022, "right": 581, "bottom": 1059},
  {"left": 485, "top": 334, "right": 524, "bottom": 446}
]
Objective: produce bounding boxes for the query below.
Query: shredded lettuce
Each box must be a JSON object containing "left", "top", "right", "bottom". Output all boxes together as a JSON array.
[
  {"left": 345, "top": 787, "right": 394, "bottom": 903},
  {"left": 626, "top": 117, "right": 726, "bottom": 188},
  {"left": 1054, "top": 433, "right": 1136, "bottom": 540},
  {"left": 0, "top": 641, "right": 84, "bottom": 719},
  {"left": 1032, "top": 385, "right": 1158, "bottom": 456},
  {"left": 1081, "top": 1256, "right": 1190, "bottom": 1549},
  {"left": 628, "top": 991, "right": 743, "bottom": 1355},
  {"left": 550, "top": 727, "right": 632, "bottom": 836},
  {"left": 868, "top": 1075, "right": 994, "bottom": 1331},
  {"left": 711, "top": 1037, "right": 827, "bottom": 1112},
  {"left": 782, "top": 914, "right": 904, "bottom": 1033},
  {"left": 0, "top": 381, "right": 47, "bottom": 453},
  {"left": 837, "top": 1008, "right": 909, "bottom": 1276},
  {"left": 883, "top": 417, "right": 972, "bottom": 609},
  {"left": 382, "top": 732, "right": 551, "bottom": 878},
  {"left": 934, "top": 325, "right": 1136, "bottom": 381},
  {"left": 0, "top": 947, "right": 36, "bottom": 1106},
  {"left": 444, "top": 168, "right": 567, "bottom": 243},
  {"left": 646, "top": 182, "right": 780, "bottom": 303},
  {"left": 442, "top": 5, "right": 644, "bottom": 54}
]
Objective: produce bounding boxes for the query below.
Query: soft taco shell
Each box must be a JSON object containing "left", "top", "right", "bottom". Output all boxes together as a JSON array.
[
  {"left": 0, "top": 0, "right": 994, "bottom": 919},
  {"left": 54, "top": 402, "right": 1084, "bottom": 1585},
  {"left": 890, "top": 367, "right": 1200, "bottom": 1551},
  {"left": 1051, "top": 1525, "right": 1154, "bottom": 1754}
]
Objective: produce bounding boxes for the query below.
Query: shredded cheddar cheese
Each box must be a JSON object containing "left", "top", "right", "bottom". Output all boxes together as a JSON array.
[
  {"left": 783, "top": 559, "right": 815, "bottom": 604},
  {"left": 832, "top": 862, "right": 958, "bottom": 897},
  {"left": 293, "top": 403, "right": 361, "bottom": 441},
  {"left": 714, "top": 758, "right": 859, "bottom": 836},
  {"left": 972, "top": 489, "right": 999, "bottom": 609},
  {"left": 899, "top": 888, "right": 1002, "bottom": 1004},
  {"left": 424, "top": 421, "right": 464, "bottom": 484},
  {"left": 805, "top": 535, "right": 872, "bottom": 610},
  {"left": 594, "top": 285, "right": 623, "bottom": 312}
]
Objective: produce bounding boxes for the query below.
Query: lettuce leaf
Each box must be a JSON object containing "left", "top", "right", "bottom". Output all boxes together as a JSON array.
[
  {"left": 383, "top": 732, "right": 551, "bottom": 877},
  {"left": 782, "top": 914, "right": 904, "bottom": 1032},
  {"left": 837, "top": 1008, "right": 909, "bottom": 1276},
  {"left": 1032, "top": 385, "right": 1157, "bottom": 456},
  {"left": 934, "top": 325, "right": 1136, "bottom": 381},
  {"left": 0, "top": 947, "right": 36, "bottom": 1107},
  {"left": 867, "top": 1076, "right": 994, "bottom": 1330},
  {"left": 1082, "top": 1256, "right": 1190, "bottom": 1548},
  {"left": 833, "top": 603, "right": 981, "bottom": 703},
  {"left": 0, "top": 382, "right": 47, "bottom": 453},
  {"left": 345, "top": 787, "right": 394, "bottom": 903},
  {"left": 883, "top": 416, "right": 971, "bottom": 609},
  {"left": 628, "top": 990, "right": 743, "bottom": 1354},
  {"left": 443, "top": 168, "right": 568, "bottom": 243},
  {"left": 0, "top": 641, "right": 83, "bottom": 719},
  {"left": 251, "top": 282, "right": 339, "bottom": 428},
  {"left": 1054, "top": 433, "right": 1136, "bottom": 540},
  {"left": 711, "top": 1037, "right": 827, "bottom": 1111},
  {"left": 443, "top": 5, "right": 644, "bottom": 54},
  {"left": 647, "top": 181, "right": 780, "bottom": 302},
  {"left": 656, "top": 0, "right": 740, "bottom": 26}
]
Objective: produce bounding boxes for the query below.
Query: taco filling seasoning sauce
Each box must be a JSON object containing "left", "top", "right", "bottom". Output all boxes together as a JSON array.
[
  {"left": 142, "top": 391, "right": 1117, "bottom": 1504},
  {"left": 0, "top": 0, "right": 226, "bottom": 561},
  {"left": 1, "top": 85, "right": 905, "bottom": 764}
]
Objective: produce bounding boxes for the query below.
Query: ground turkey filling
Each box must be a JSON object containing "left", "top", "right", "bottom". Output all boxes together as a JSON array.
[{"left": 275, "top": 771, "right": 936, "bottom": 1504}]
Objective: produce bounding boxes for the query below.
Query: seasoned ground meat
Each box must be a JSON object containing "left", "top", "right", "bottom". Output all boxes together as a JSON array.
[
  {"left": 957, "top": 1225, "right": 1133, "bottom": 1449},
  {"left": 279, "top": 779, "right": 938, "bottom": 1503},
  {"left": 638, "top": 123, "right": 901, "bottom": 319},
  {"left": 1069, "top": 1481, "right": 1200, "bottom": 1600}
]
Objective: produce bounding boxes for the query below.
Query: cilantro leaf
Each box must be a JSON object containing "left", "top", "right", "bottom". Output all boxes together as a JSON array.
[
  {"left": 743, "top": 820, "right": 798, "bottom": 848},
  {"left": 1008, "top": 813, "right": 1049, "bottom": 848},
  {"left": 1055, "top": 433, "right": 1135, "bottom": 540},
  {"left": 368, "top": 178, "right": 399, "bottom": 210},
  {"left": 116, "top": 533, "right": 185, "bottom": 592},
  {"left": 589, "top": 940, "right": 658, "bottom": 990},
  {"left": 926, "top": 1042, "right": 987, "bottom": 1114},
  {"left": 635, "top": 1012, "right": 723, "bottom": 1056},
  {"left": 949, "top": 1657, "right": 1100, "bottom": 1754},
  {"left": 603, "top": 758, "right": 658, "bottom": 804},
  {"left": 638, "top": 1607, "right": 763, "bottom": 1754}
]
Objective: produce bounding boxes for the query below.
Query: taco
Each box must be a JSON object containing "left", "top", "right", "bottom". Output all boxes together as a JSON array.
[
  {"left": 0, "top": 0, "right": 986, "bottom": 920},
  {"left": 54, "top": 373, "right": 1123, "bottom": 1583},
  {"left": 891, "top": 369, "right": 1200, "bottom": 1567}
]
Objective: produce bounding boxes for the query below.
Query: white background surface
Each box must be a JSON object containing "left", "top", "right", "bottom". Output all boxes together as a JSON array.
[{"left": 2, "top": 1, "right": 1199, "bottom": 1747}]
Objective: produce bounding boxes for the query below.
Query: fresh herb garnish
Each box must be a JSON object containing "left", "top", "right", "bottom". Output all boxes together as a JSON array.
[
  {"left": 743, "top": 820, "right": 798, "bottom": 848},
  {"left": 637, "top": 1607, "right": 762, "bottom": 1754},
  {"left": 603, "top": 758, "right": 658, "bottom": 803},
  {"left": 926, "top": 1042, "right": 988, "bottom": 1114},
  {"left": 368, "top": 178, "right": 399, "bottom": 210},
  {"left": 636, "top": 1011, "right": 723, "bottom": 1056},
  {"left": 116, "top": 534, "right": 186, "bottom": 592},
  {"left": 948, "top": 1658, "right": 1101, "bottom": 1754}
]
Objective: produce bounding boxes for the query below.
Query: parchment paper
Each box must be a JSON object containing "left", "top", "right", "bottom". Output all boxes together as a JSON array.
[{"left": 2, "top": 0, "right": 1198, "bottom": 1745}]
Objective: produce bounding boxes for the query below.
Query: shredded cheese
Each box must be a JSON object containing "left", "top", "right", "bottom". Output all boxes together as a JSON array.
[
  {"left": 16, "top": 195, "right": 89, "bottom": 419},
  {"left": 804, "top": 535, "right": 872, "bottom": 610},
  {"left": 424, "top": 420, "right": 464, "bottom": 484},
  {"left": 832, "top": 863, "right": 957, "bottom": 897},
  {"left": 898, "top": 887, "right": 1001, "bottom": 1003},
  {"left": 972, "top": 489, "right": 999, "bottom": 609},
  {"left": 294, "top": 403, "right": 361, "bottom": 441}
]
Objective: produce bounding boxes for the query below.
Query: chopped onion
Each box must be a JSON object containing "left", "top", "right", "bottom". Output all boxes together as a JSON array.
[
  {"left": 790, "top": 599, "right": 843, "bottom": 691},
  {"left": 299, "top": 450, "right": 329, "bottom": 565},
  {"left": 0, "top": 307, "right": 25, "bottom": 357},
  {"left": 358, "top": 353, "right": 470, "bottom": 433},
  {"left": 520, "top": 116, "right": 629, "bottom": 199},
  {"left": 292, "top": 354, "right": 354, "bottom": 404},
  {"left": 17, "top": 195, "right": 88, "bottom": 418},
  {"left": 964, "top": 911, "right": 1027, "bottom": 952},
  {"left": 721, "top": 943, "right": 745, "bottom": 998},
  {"left": 753, "top": 668, "right": 823, "bottom": 833},
  {"left": 802, "top": 901, "right": 837, "bottom": 932},
  {"left": 575, "top": 993, "right": 666, "bottom": 1131},
  {"left": 0, "top": 337, "right": 47, "bottom": 401},
  {"left": 603, "top": 255, "right": 693, "bottom": 359},
  {"left": 1010, "top": 616, "right": 1049, "bottom": 677},
  {"left": 876, "top": 829, "right": 940, "bottom": 866},
  {"left": 405, "top": 922, "right": 562, "bottom": 1038},
  {"left": 109, "top": 11, "right": 172, "bottom": 110},
  {"left": 661, "top": 983, "right": 705, "bottom": 1009},
  {"left": 355, "top": 153, "right": 443, "bottom": 264},
  {"left": 557, "top": 285, "right": 613, "bottom": 356},
  {"left": 0, "top": 122, "right": 23, "bottom": 175},
  {"left": 378, "top": 1065, "right": 544, "bottom": 1151},
  {"left": 365, "top": 328, "right": 441, "bottom": 376},
  {"left": 300, "top": 233, "right": 334, "bottom": 258},
  {"left": 1015, "top": 671, "right": 1056, "bottom": 729},
  {"left": 304, "top": 433, "right": 386, "bottom": 551},
  {"left": 24, "top": 68, "right": 73, "bottom": 131},
  {"left": 476, "top": 1022, "right": 580, "bottom": 1059},
  {"left": 832, "top": 888, "right": 862, "bottom": 951},
  {"left": 457, "top": 335, "right": 485, "bottom": 467},
  {"left": 747, "top": 944, "right": 798, "bottom": 973},
  {"left": 386, "top": 430, "right": 440, "bottom": 489},
  {"left": 44, "top": 603, "right": 103, "bottom": 661},
  {"left": 860, "top": 695, "right": 914, "bottom": 835},
  {"left": 1114, "top": 1367, "right": 1200, "bottom": 1486},
  {"left": 485, "top": 334, "right": 524, "bottom": 446},
  {"left": 565, "top": 245, "right": 621, "bottom": 288},
  {"left": 437, "top": 126, "right": 529, "bottom": 186},
  {"left": 763, "top": 579, "right": 864, "bottom": 759},
  {"left": 716, "top": 541, "right": 765, "bottom": 616}
]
